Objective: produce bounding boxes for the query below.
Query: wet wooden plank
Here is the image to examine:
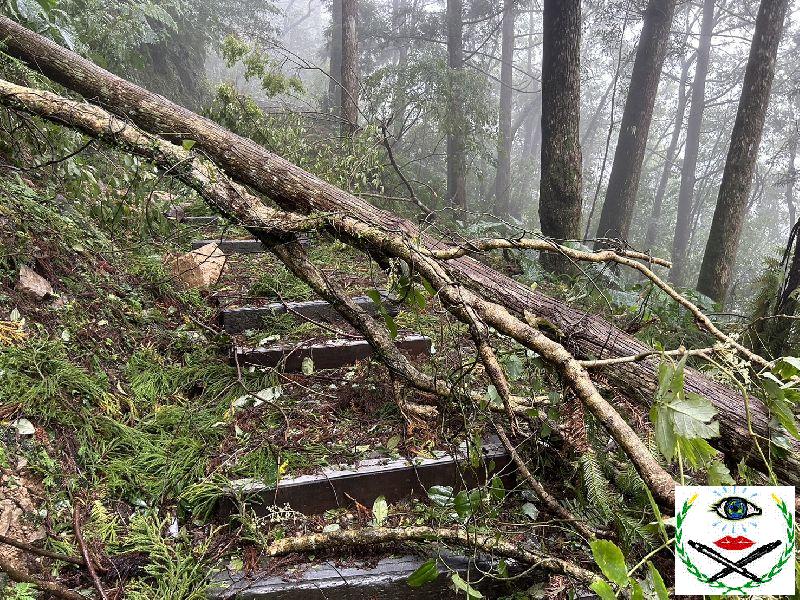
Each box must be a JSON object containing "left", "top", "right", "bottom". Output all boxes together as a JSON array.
[
  {"left": 218, "top": 437, "right": 513, "bottom": 517},
  {"left": 220, "top": 296, "right": 400, "bottom": 333},
  {"left": 208, "top": 553, "right": 511, "bottom": 599},
  {"left": 233, "top": 334, "right": 431, "bottom": 371},
  {"left": 191, "top": 236, "right": 310, "bottom": 254}
]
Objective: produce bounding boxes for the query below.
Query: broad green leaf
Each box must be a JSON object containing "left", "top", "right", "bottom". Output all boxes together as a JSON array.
[
  {"left": 590, "top": 540, "right": 628, "bottom": 587},
  {"left": 503, "top": 354, "right": 524, "bottom": 381},
  {"left": 372, "top": 496, "right": 388, "bottom": 527},
  {"left": 707, "top": 459, "right": 735, "bottom": 485},
  {"left": 647, "top": 562, "right": 669, "bottom": 600},
  {"left": 774, "top": 357, "right": 800, "bottom": 379},
  {"left": 182, "top": 139, "right": 196, "bottom": 151},
  {"left": 589, "top": 579, "right": 617, "bottom": 600},
  {"left": 497, "top": 559, "right": 509, "bottom": 579},
  {"left": 668, "top": 393, "right": 719, "bottom": 439},
  {"left": 386, "top": 435, "right": 401, "bottom": 450},
  {"left": 451, "top": 573, "right": 483, "bottom": 598},
  {"left": 651, "top": 404, "right": 676, "bottom": 461},
  {"left": 521, "top": 502, "right": 539, "bottom": 520},
  {"left": 488, "top": 476, "right": 505, "bottom": 501},
  {"left": 407, "top": 559, "right": 439, "bottom": 587},
  {"left": 454, "top": 489, "right": 482, "bottom": 519},
  {"left": 428, "top": 485, "right": 454, "bottom": 507},
  {"left": 678, "top": 437, "right": 717, "bottom": 468},
  {"left": 301, "top": 356, "right": 314, "bottom": 375},
  {"left": 630, "top": 579, "right": 644, "bottom": 600}
]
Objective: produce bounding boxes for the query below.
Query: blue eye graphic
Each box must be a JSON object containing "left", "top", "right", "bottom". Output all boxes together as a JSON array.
[{"left": 712, "top": 496, "right": 762, "bottom": 521}]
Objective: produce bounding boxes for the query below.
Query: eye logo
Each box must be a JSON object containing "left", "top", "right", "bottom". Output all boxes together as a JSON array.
[
  {"left": 675, "top": 486, "right": 795, "bottom": 596},
  {"left": 712, "top": 496, "right": 762, "bottom": 521}
]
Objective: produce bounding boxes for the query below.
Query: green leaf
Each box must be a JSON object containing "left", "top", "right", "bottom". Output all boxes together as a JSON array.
[
  {"left": 502, "top": 354, "right": 524, "bottom": 381},
  {"left": 707, "top": 459, "right": 735, "bottom": 486},
  {"left": 451, "top": 573, "right": 483, "bottom": 598},
  {"left": 647, "top": 562, "right": 669, "bottom": 600},
  {"left": 301, "top": 356, "right": 314, "bottom": 375},
  {"left": 773, "top": 356, "right": 800, "bottom": 379},
  {"left": 372, "top": 496, "right": 388, "bottom": 527},
  {"left": 589, "top": 579, "right": 617, "bottom": 600},
  {"left": 496, "top": 559, "right": 509, "bottom": 579},
  {"left": 521, "top": 502, "right": 539, "bottom": 521},
  {"left": 668, "top": 393, "right": 719, "bottom": 439},
  {"left": 630, "top": 579, "right": 644, "bottom": 600},
  {"left": 182, "top": 139, "right": 196, "bottom": 151},
  {"left": 407, "top": 559, "right": 439, "bottom": 587},
  {"left": 589, "top": 540, "right": 628, "bottom": 587},
  {"left": 454, "top": 489, "right": 480, "bottom": 519},
  {"left": 651, "top": 404, "right": 676, "bottom": 461},
  {"left": 488, "top": 476, "right": 505, "bottom": 501},
  {"left": 427, "top": 485, "right": 454, "bottom": 507}
]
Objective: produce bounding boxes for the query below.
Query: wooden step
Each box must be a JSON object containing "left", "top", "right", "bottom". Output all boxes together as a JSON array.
[
  {"left": 233, "top": 334, "right": 431, "bottom": 371},
  {"left": 191, "top": 235, "right": 310, "bottom": 254},
  {"left": 218, "top": 437, "right": 512, "bottom": 517},
  {"left": 220, "top": 295, "right": 399, "bottom": 333},
  {"left": 209, "top": 553, "right": 512, "bottom": 599}
]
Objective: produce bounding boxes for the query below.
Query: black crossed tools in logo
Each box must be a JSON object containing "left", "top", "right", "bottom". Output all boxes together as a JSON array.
[{"left": 687, "top": 540, "right": 782, "bottom": 583}]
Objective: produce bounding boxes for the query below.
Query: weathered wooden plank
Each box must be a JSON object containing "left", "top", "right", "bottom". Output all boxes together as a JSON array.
[
  {"left": 234, "top": 334, "right": 431, "bottom": 371},
  {"left": 191, "top": 236, "right": 310, "bottom": 254},
  {"left": 220, "top": 296, "right": 399, "bottom": 333},
  {"left": 218, "top": 437, "right": 512, "bottom": 517},
  {"left": 208, "top": 553, "right": 515, "bottom": 599}
]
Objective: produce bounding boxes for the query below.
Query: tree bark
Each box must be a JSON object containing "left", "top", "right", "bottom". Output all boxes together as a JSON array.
[
  {"left": 340, "top": 0, "right": 359, "bottom": 135},
  {"left": 327, "top": 0, "right": 343, "bottom": 114},
  {"left": 539, "top": 0, "right": 582, "bottom": 272},
  {"left": 594, "top": 0, "right": 677, "bottom": 247},
  {"left": 2, "top": 15, "right": 796, "bottom": 487},
  {"left": 787, "top": 126, "right": 798, "bottom": 232},
  {"left": 644, "top": 56, "right": 690, "bottom": 251},
  {"left": 669, "top": 0, "right": 714, "bottom": 286},
  {"left": 493, "top": 0, "right": 514, "bottom": 218},
  {"left": 697, "top": 0, "right": 790, "bottom": 301},
  {"left": 446, "top": 0, "right": 467, "bottom": 209}
]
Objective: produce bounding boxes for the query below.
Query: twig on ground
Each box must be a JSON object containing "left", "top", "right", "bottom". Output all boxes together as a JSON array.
[{"left": 0, "top": 555, "right": 86, "bottom": 600}]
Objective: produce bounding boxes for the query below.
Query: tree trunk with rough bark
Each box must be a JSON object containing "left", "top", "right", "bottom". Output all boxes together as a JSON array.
[
  {"left": 539, "top": 0, "right": 582, "bottom": 272},
  {"left": 1, "top": 15, "right": 796, "bottom": 488},
  {"left": 446, "top": 0, "right": 467, "bottom": 210},
  {"left": 493, "top": 0, "right": 514, "bottom": 218},
  {"left": 644, "top": 57, "right": 690, "bottom": 251},
  {"left": 669, "top": 0, "right": 714, "bottom": 286},
  {"left": 340, "top": 0, "right": 359, "bottom": 135},
  {"left": 697, "top": 0, "right": 790, "bottom": 301},
  {"left": 327, "top": 0, "right": 343, "bottom": 114},
  {"left": 594, "top": 0, "right": 677, "bottom": 247}
]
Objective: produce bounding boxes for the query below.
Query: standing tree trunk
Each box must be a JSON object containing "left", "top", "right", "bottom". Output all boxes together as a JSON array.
[
  {"left": 697, "top": 0, "right": 790, "bottom": 301},
  {"left": 644, "top": 56, "right": 690, "bottom": 251},
  {"left": 594, "top": 0, "right": 677, "bottom": 247},
  {"left": 493, "top": 0, "right": 515, "bottom": 218},
  {"left": 786, "top": 124, "right": 798, "bottom": 231},
  {"left": 327, "top": 0, "right": 343, "bottom": 114},
  {"left": 539, "top": 0, "right": 582, "bottom": 272},
  {"left": 669, "top": 0, "right": 714, "bottom": 285},
  {"left": 340, "top": 0, "right": 359, "bottom": 135},
  {"left": 447, "top": 0, "right": 467, "bottom": 210}
]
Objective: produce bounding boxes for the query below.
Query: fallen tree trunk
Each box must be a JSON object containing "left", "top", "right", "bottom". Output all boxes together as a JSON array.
[{"left": 0, "top": 16, "right": 796, "bottom": 487}]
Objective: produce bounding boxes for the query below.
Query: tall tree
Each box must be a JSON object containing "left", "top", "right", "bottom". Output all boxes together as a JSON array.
[
  {"left": 644, "top": 56, "right": 690, "bottom": 250},
  {"left": 697, "top": 0, "right": 790, "bottom": 301},
  {"left": 669, "top": 0, "right": 715, "bottom": 285},
  {"left": 594, "top": 0, "right": 677, "bottom": 247},
  {"left": 327, "top": 0, "right": 343, "bottom": 114},
  {"left": 493, "top": 0, "right": 515, "bottom": 218},
  {"left": 786, "top": 122, "right": 798, "bottom": 231},
  {"left": 340, "top": 0, "right": 359, "bottom": 135},
  {"left": 539, "top": 0, "right": 582, "bottom": 272},
  {"left": 446, "top": 0, "right": 466, "bottom": 209}
]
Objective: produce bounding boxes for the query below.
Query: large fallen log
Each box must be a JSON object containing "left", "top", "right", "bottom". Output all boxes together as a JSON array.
[{"left": 0, "top": 16, "right": 796, "bottom": 487}]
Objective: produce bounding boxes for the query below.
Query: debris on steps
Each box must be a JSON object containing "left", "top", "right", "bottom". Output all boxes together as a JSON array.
[
  {"left": 209, "top": 552, "right": 512, "bottom": 599},
  {"left": 15, "top": 265, "right": 53, "bottom": 300},
  {"left": 166, "top": 241, "right": 227, "bottom": 289},
  {"left": 233, "top": 335, "right": 432, "bottom": 371},
  {"left": 218, "top": 437, "right": 512, "bottom": 516},
  {"left": 220, "top": 296, "right": 399, "bottom": 334}
]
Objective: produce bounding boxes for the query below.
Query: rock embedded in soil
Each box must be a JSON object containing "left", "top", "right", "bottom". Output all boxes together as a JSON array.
[
  {"left": 166, "top": 241, "right": 226, "bottom": 289},
  {"left": 16, "top": 265, "right": 53, "bottom": 300}
]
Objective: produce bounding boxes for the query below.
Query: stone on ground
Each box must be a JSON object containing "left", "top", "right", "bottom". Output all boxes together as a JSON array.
[
  {"left": 166, "top": 242, "right": 226, "bottom": 289},
  {"left": 16, "top": 265, "right": 53, "bottom": 300}
]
